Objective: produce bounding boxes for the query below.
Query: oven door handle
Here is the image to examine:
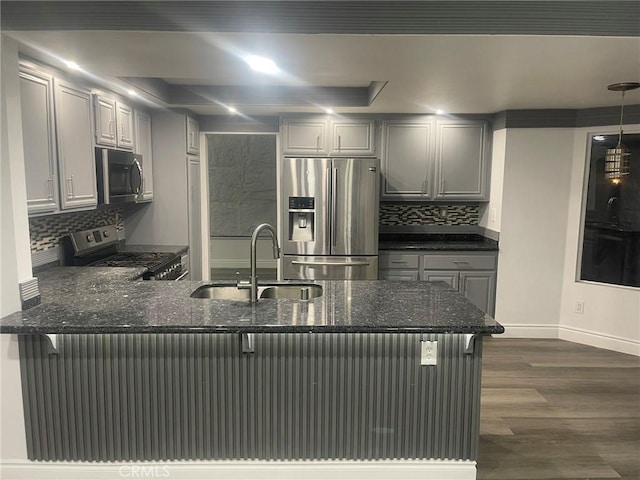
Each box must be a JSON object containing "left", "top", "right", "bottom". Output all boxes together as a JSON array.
[
  {"left": 175, "top": 270, "right": 189, "bottom": 281},
  {"left": 131, "top": 159, "right": 143, "bottom": 195}
]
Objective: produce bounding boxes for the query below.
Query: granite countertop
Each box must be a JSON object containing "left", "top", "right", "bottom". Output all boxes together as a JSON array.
[
  {"left": 379, "top": 234, "right": 499, "bottom": 251},
  {"left": 0, "top": 267, "right": 503, "bottom": 335},
  {"left": 119, "top": 243, "right": 189, "bottom": 256}
]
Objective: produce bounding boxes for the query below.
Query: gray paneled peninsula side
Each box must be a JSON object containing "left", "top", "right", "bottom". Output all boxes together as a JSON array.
[{"left": 1, "top": 267, "right": 503, "bottom": 479}]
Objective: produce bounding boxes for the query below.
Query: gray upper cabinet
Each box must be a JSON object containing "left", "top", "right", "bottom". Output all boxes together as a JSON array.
[
  {"left": 19, "top": 66, "right": 59, "bottom": 215},
  {"left": 329, "top": 119, "right": 376, "bottom": 156},
  {"left": 94, "top": 94, "right": 134, "bottom": 150},
  {"left": 434, "top": 120, "right": 488, "bottom": 200},
  {"left": 282, "top": 116, "right": 376, "bottom": 156},
  {"left": 94, "top": 95, "right": 117, "bottom": 147},
  {"left": 282, "top": 116, "right": 329, "bottom": 155},
  {"left": 380, "top": 117, "right": 490, "bottom": 201},
  {"left": 186, "top": 116, "right": 200, "bottom": 155},
  {"left": 116, "top": 102, "right": 134, "bottom": 150},
  {"left": 134, "top": 110, "right": 153, "bottom": 202},
  {"left": 381, "top": 121, "right": 432, "bottom": 199},
  {"left": 54, "top": 79, "right": 97, "bottom": 210}
]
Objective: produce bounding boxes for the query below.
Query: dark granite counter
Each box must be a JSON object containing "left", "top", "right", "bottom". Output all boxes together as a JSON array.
[
  {"left": 119, "top": 243, "right": 189, "bottom": 256},
  {"left": 0, "top": 266, "right": 503, "bottom": 335},
  {"left": 379, "top": 233, "right": 498, "bottom": 251}
]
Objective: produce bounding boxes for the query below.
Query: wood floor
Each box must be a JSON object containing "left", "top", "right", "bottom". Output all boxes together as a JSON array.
[{"left": 478, "top": 338, "right": 640, "bottom": 480}]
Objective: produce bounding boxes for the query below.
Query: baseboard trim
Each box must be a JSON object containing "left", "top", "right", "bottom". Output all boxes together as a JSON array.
[
  {"left": 558, "top": 325, "right": 640, "bottom": 356},
  {"left": 0, "top": 459, "right": 477, "bottom": 480},
  {"left": 498, "top": 323, "right": 559, "bottom": 338}
]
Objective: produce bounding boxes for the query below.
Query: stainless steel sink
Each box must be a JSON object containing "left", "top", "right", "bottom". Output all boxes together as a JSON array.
[{"left": 190, "top": 283, "right": 322, "bottom": 301}]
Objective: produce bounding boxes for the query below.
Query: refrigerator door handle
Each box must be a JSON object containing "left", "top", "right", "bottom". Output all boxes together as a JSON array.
[
  {"left": 326, "top": 166, "right": 332, "bottom": 247},
  {"left": 332, "top": 167, "right": 338, "bottom": 247},
  {"left": 291, "top": 260, "right": 371, "bottom": 267}
]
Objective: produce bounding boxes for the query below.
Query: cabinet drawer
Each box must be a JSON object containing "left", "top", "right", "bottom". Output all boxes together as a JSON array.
[
  {"left": 422, "top": 254, "right": 496, "bottom": 270},
  {"left": 379, "top": 253, "right": 419, "bottom": 269},
  {"left": 379, "top": 269, "right": 419, "bottom": 281}
]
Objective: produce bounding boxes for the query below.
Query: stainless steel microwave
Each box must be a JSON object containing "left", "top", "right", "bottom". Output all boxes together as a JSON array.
[{"left": 96, "top": 148, "right": 143, "bottom": 205}]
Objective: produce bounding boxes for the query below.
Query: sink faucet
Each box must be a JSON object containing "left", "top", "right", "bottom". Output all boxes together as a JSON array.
[{"left": 239, "top": 223, "right": 280, "bottom": 303}]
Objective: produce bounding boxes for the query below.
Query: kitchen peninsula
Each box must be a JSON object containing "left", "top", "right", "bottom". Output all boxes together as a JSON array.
[{"left": 1, "top": 268, "right": 503, "bottom": 479}]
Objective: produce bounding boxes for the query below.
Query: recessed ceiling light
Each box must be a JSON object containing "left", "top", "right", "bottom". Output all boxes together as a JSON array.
[
  {"left": 436, "top": 109, "right": 445, "bottom": 115},
  {"left": 244, "top": 55, "right": 279, "bottom": 74},
  {"left": 127, "top": 89, "right": 137, "bottom": 97},
  {"left": 325, "top": 108, "right": 334, "bottom": 114},
  {"left": 228, "top": 106, "right": 237, "bottom": 114},
  {"left": 64, "top": 60, "right": 80, "bottom": 71}
]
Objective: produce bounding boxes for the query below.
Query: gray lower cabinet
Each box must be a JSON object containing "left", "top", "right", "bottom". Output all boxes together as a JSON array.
[
  {"left": 380, "top": 250, "right": 497, "bottom": 314},
  {"left": 423, "top": 252, "right": 497, "bottom": 315},
  {"left": 19, "top": 66, "right": 59, "bottom": 215}
]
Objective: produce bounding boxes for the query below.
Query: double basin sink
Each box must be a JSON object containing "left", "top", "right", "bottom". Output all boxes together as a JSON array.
[{"left": 191, "top": 283, "right": 323, "bottom": 301}]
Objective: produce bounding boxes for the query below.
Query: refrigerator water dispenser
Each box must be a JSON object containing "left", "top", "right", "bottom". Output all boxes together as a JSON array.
[{"left": 288, "top": 196, "right": 315, "bottom": 242}]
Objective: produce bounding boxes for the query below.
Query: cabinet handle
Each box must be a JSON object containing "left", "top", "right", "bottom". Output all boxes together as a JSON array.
[
  {"left": 391, "top": 261, "right": 408, "bottom": 264},
  {"left": 316, "top": 135, "right": 320, "bottom": 151},
  {"left": 453, "top": 261, "right": 470, "bottom": 266},
  {"left": 441, "top": 178, "right": 446, "bottom": 194},
  {"left": 109, "top": 120, "right": 114, "bottom": 137},
  {"left": 47, "top": 177, "right": 54, "bottom": 200},
  {"left": 338, "top": 135, "right": 341, "bottom": 150},
  {"left": 66, "top": 177, "right": 73, "bottom": 199},
  {"left": 189, "top": 131, "right": 194, "bottom": 148}
]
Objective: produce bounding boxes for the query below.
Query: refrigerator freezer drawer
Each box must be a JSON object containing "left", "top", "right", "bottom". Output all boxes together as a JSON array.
[{"left": 284, "top": 256, "right": 379, "bottom": 280}]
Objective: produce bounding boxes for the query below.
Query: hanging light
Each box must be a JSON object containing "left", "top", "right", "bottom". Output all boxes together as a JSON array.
[{"left": 604, "top": 82, "right": 640, "bottom": 184}]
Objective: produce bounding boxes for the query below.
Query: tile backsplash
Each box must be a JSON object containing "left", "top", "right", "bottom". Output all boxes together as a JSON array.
[
  {"left": 29, "top": 208, "right": 124, "bottom": 253},
  {"left": 379, "top": 203, "right": 479, "bottom": 226}
]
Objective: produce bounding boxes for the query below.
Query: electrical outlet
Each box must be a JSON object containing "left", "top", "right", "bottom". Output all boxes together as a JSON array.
[
  {"left": 440, "top": 208, "right": 448, "bottom": 218},
  {"left": 421, "top": 340, "right": 438, "bottom": 366},
  {"left": 575, "top": 301, "right": 585, "bottom": 314}
]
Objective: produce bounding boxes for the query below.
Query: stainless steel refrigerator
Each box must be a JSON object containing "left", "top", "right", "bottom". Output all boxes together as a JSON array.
[{"left": 282, "top": 157, "right": 379, "bottom": 280}]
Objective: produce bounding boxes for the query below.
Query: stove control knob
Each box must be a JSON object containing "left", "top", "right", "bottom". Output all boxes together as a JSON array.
[{"left": 86, "top": 235, "right": 94, "bottom": 242}]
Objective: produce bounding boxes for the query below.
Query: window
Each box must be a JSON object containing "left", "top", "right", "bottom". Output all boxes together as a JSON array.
[{"left": 580, "top": 133, "right": 640, "bottom": 287}]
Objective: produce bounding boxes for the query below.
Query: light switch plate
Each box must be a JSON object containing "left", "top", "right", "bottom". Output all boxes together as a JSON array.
[{"left": 421, "top": 340, "right": 438, "bottom": 366}]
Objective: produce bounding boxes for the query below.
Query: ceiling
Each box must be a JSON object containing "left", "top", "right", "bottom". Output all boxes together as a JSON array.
[{"left": 4, "top": 1, "right": 640, "bottom": 116}]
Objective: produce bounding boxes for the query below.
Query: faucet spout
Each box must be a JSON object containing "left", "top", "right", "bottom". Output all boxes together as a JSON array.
[{"left": 245, "top": 223, "right": 280, "bottom": 303}]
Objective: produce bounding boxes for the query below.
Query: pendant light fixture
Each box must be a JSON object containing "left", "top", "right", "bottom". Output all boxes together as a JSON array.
[{"left": 605, "top": 82, "right": 640, "bottom": 184}]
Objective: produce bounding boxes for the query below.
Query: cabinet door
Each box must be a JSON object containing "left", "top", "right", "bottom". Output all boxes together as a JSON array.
[
  {"left": 93, "top": 94, "right": 117, "bottom": 147},
  {"left": 54, "top": 80, "right": 97, "bottom": 210},
  {"left": 422, "top": 270, "right": 459, "bottom": 289},
  {"left": 434, "top": 121, "right": 487, "bottom": 200},
  {"left": 282, "top": 118, "right": 329, "bottom": 155},
  {"left": 330, "top": 120, "right": 375, "bottom": 155},
  {"left": 186, "top": 116, "right": 200, "bottom": 155},
  {"left": 187, "top": 157, "right": 202, "bottom": 280},
  {"left": 134, "top": 110, "right": 153, "bottom": 201},
  {"left": 379, "top": 269, "right": 419, "bottom": 281},
  {"left": 19, "top": 67, "right": 59, "bottom": 214},
  {"left": 116, "top": 102, "right": 134, "bottom": 150},
  {"left": 459, "top": 270, "right": 496, "bottom": 315},
  {"left": 381, "top": 122, "right": 432, "bottom": 199}
]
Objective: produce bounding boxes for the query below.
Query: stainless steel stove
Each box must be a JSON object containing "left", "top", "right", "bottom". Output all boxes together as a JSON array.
[{"left": 61, "top": 225, "right": 184, "bottom": 280}]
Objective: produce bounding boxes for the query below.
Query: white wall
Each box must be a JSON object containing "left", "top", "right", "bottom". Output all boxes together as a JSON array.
[
  {"left": 0, "top": 34, "right": 30, "bottom": 462},
  {"left": 494, "top": 128, "right": 575, "bottom": 337},
  {"left": 558, "top": 125, "right": 640, "bottom": 356},
  {"left": 479, "top": 129, "right": 506, "bottom": 233},
  {"left": 491, "top": 125, "right": 640, "bottom": 355}
]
